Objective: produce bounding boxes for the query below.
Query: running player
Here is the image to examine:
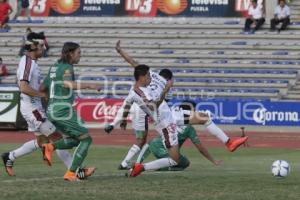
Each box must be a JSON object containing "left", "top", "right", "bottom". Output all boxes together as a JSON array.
[
  {"left": 1, "top": 33, "right": 91, "bottom": 179},
  {"left": 41, "top": 42, "right": 101, "bottom": 181},
  {"left": 136, "top": 124, "right": 222, "bottom": 171}
]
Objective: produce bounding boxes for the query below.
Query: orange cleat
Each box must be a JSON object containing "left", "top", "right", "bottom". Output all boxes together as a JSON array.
[
  {"left": 42, "top": 143, "right": 54, "bottom": 166},
  {"left": 226, "top": 136, "right": 249, "bottom": 152},
  {"left": 64, "top": 170, "right": 80, "bottom": 181},
  {"left": 130, "top": 163, "right": 145, "bottom": 177}
]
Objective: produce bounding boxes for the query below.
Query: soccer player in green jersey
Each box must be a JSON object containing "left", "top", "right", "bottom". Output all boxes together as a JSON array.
[
  {"left": 136, "top": 124, "right": 222, "bottom": 171},
  {"left": 40, "top": 42, "right": 101, "bottom": 181}
]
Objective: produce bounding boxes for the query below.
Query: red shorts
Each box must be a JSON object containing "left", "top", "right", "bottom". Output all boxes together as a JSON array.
[
  {"left": 0, "top": 65, "right": 8, "bottom": 76},
  {"left": 0, "top": 17, "right": 9, "bottom": 26}
]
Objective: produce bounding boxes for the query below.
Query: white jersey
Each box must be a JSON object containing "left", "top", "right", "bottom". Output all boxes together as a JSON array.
[
  {"left": 248, "top": 5, "right": 264, "bottom": 19},
  {"left": 125, "top": 84, "right": 174, "bottom": 126},
  {"left": 125, "top": 85, "right": 155, "bottom": 121},
  {"left": 147, "top": 70, "right": 167, "bottom": 101},
  {"left": 274, "top": 5, "right": 290, "bottom": 19},
  {"left": 16, "top": 55, "right": 43, "bottom": 112}
]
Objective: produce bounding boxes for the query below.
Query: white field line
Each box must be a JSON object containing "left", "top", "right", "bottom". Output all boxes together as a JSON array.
[{"left": 0, "top": 171, "right": 183, "bottom": 183}]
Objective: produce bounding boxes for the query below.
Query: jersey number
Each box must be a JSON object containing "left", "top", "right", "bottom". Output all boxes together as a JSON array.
[{"left": 49, "top": 81, "right": 54, "bottom": 99}]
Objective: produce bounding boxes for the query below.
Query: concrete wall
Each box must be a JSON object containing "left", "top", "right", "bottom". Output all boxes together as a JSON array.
[{"left": 266, "top": 0, "right": 278, "bottom": 20}]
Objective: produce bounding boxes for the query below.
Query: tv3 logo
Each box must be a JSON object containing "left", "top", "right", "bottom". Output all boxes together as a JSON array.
[
  {"left": 125, "top": 0, "right": 155, "bottom": 14},
  {"left": 235, "top": 0, "right": 264, "bottom": 11},
  {"left": 29, "top": 0, "right": 48, "bottom": 14}
]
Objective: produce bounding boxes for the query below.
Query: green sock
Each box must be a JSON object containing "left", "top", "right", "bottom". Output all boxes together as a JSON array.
[
  {"left": 70, "top": 136, "right": 92, "bottom": 172},
  {"left": 53, "top": 138, "right": 79, "bottom": 150}
]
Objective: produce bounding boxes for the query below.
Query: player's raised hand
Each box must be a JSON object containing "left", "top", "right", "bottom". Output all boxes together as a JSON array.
[{"left": 116, "top": 40, "right": 121, "bottom": 53}]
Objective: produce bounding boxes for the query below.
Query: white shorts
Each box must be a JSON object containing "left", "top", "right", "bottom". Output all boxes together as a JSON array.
[
  {"left": 171, "top": 106, "right": 192, "bottom": 126},
  {"left": 130, "top": 103, "right": 148, "bottom": 131},
  {"left": 20, "top": 107, "right": 55, "bottom": 136},
  {"left": 157, "top": 123, "right": 178, "bottom": 149},
  {"left": 155, "top": 101, "right": 178, "bottom": 148}
]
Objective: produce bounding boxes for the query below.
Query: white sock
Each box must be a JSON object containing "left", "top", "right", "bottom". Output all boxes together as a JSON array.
[
  {"left": 8, "top": 139, "right": 39, "bottom": 161},
  {"left": 136, "top": 143, "right": 149, "bottom": 163},
  {"left": 144, "top": 157, "right": 177, "bottom": 171},
  {"left": 121, "top": 144, "right": 141, "bottom": 167},
  {"left": 110, "top": 106, "right": 124, "bottom": 127},
  {"left": 205, "top": 121, "right": 229, "bottom": 144},
  {"left": 55, "top": 150, "right": 72, "bottom": 168}
]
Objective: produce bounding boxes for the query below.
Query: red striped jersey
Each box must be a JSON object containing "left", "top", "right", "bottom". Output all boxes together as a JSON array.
[{"left": 17, "top": 55, "right": 43, "bottom": 108}]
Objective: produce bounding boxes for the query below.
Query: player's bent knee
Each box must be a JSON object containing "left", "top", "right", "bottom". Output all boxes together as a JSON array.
[
  {"left": 39, "top": 120, "right": 56, "bottom": 136},
  {"left": 36, "top": 135, "right": 49, "bottom": 147},
  {"left": 179, "top": 158, "right": 190, "bottom": 169},
  {"left": 48, "top": 132, "right": 63, "bottom": 142}
]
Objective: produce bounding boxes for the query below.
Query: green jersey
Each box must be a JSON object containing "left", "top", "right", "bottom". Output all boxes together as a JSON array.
[
  {"left": 43, "top": 61, "right": 87, "bottom": 136},
  {"left": 43, "top": 62, "right": 75, "bottom": 113}
]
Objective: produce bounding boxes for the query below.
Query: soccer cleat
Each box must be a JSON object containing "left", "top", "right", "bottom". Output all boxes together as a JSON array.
[
  {"left": 76, "top": 167, "right": 96, "bottom": 179},
  {"left": 118, "top": 164, "right": 129, "bottom": 170},
  {"left": 1, "top": 152, "right": 14, "bottom": 176},
  {"left": 104, "top": 124, "right": 114, "bottom": 134},
  {"left": 64, "top": 170, "right": 80, "bottom": 181},
  {"left": 130, "top": 163, "right": 144, "bottom": 177},
  {"left": 42, "top": 143, "right": 54, "bottom": 166},
  {"left": 226, "top": 136, "right": 249, "bottom": 152}
]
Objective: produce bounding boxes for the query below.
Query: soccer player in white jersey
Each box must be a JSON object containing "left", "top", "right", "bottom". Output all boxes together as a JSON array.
[
  {"left": 1, "top": 32, "right": 94, "bottom": 179},
  {"left": 119, "top": 64, "right": 179, "bottom": 177},
  {"left": 105, "top": 41, "right": 175, "bottom": 170},
  {"left": 108, "top": 40, "right": 248, "bottom": 171}
]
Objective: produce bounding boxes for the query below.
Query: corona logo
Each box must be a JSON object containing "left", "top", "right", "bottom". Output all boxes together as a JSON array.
[
  {"left": 157, "top": 0, "right": 188, "bottom": 15},
  {"left": 51, "top": 0, "right": 80, "bottom": 14}
]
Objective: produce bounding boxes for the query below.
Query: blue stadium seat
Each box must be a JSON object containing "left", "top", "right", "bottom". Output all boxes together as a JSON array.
[
  {"left": 232, "top": 41, "right": 247, "bottom": 45},
  {"left": 272, "top": 51, "right": 288, "bottom": 55}
]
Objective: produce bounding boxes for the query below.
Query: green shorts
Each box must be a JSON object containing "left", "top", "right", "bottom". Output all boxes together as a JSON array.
[
  {"left": 149, "top": 138, "right": 190, "bottom": 169},
  {"left": 48, "top": 108, "right": 88, "bottom": 137},
  {"left": 135, "top": 130, "right": 147, "bottom": 139}
]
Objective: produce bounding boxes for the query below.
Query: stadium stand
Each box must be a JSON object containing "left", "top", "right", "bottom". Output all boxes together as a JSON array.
[{"left": 0, "top": 1, "right": 300, "bottom": 101}]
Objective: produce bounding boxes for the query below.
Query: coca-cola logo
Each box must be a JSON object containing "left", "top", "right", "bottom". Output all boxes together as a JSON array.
[{"left": 92, "top": 101, "right": 122, "bottom": 120}]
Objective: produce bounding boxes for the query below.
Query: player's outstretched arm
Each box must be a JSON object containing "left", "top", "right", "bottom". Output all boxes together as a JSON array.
[
  {"left": 63, "top": 81, "right": 102, "bottom": 91},
  {"left": 115, "top": 40, "right": 139, "bottom": 68},
  {"left": 194, "top": 143, "right": 222, "bottom": 166}
]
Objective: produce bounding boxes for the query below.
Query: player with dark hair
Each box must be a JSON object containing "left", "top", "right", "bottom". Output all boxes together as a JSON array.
[{"left": 120, "top": 63, "right": 178, "bottom": 177}]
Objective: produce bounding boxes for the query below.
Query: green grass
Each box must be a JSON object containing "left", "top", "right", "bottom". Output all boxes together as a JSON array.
[{"left": 0, "top": 144, "right": 299, "bottom": 200}]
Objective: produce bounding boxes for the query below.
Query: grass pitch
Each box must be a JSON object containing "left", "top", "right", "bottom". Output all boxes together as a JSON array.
[{"left": 0, "top": 144, "right": 300, "bottom": 200}]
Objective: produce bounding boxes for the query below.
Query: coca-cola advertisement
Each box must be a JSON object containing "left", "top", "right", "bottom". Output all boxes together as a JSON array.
[{"left": 74, "top": 98, "right": 124, "bottom": 125}]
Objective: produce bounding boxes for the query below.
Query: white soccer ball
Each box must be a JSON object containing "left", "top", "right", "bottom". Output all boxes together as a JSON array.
[{"left": 271, "top": 160, "right": 291, "bottom": 178}]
